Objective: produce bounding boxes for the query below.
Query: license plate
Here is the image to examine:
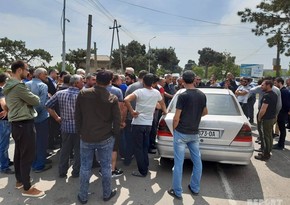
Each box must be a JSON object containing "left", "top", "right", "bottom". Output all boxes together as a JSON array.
[{"left": 199, "top": 130, "right": 220, "bottom": 138}]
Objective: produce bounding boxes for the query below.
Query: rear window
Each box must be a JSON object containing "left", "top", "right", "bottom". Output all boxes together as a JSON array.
[{"left": 168, "top": 93, "right": 241, "bottom": 116}]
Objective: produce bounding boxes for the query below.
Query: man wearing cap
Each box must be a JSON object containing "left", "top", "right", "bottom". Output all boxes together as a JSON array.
[
  {"left": 168, "top": 70, "right": 208, "bottom": 199},
  {"left": 75, "top": 70, "right": 120, "bottom": 203}
]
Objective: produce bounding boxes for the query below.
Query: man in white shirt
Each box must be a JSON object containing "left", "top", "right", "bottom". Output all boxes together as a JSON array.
[{"left": 124, "top": 73, "right": 167, "bottom": 177}]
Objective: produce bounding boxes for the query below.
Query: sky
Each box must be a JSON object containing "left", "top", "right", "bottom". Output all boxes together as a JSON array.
[{"left": 1, "top": 0, "right": 289, "bottom": 72}]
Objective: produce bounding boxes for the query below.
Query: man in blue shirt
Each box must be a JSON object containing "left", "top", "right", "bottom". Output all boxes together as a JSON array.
[{"left": 26, "top": 68, "right": 51, "bottom": 173}]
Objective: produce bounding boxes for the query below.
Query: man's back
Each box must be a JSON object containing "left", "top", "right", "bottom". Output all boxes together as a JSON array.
[{"left": 75, "top": 86, "right": 120, "bottom": 143}]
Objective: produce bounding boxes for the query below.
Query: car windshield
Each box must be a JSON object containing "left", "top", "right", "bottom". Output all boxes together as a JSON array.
[{"left": 168, "top": 93, "right": 241, "bottom": 116}]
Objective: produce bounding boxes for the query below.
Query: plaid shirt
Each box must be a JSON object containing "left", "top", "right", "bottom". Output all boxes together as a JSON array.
[{"left": 45, "top": 87, "right": 80, "bottom": 133}]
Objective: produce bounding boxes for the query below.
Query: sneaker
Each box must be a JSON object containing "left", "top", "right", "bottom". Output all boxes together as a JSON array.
[
  {"left": 22, "top": 187, "right": 45, "bottom": 197},
  {"left": 15, "top": 178, "right": 33, "bottom": 189},
  {"left": 272, "top": 144, "right": 284, "bottom": 150},
  {"left": 112, "top": 168, "right": 123, "bottom": 178},
  {"left": 1, "top": 168, "right": 15, "bottom": 174},
  {"left": 103, "top": 189, "right": 117, "bottom": 202},
  {"left": 33, "top": 164, "right": 52, "bottom": 173}
]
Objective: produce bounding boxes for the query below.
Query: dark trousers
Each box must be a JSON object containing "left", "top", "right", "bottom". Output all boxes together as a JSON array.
[
  {"left": 32, "top": 119, "right": 49, "bottom": 170},
  {"left": 277, "top": 112, "right": 288, "bottom": 148},
  {"left": 11, "top": 120, "right": 35, "bottom": 191},
  {"left": 59, "top": 133, "right": 80, "bottom": 176},
  {"left": 48, "top": 116, "right": 61, "bottom": 149},
  {"left": 247, "top": 96, "right": 256, "bottom": 121},
  {"left": 132, "top": 125, "right": 151, "bottom": 175},
  {"left": 240, "top": 102, "right": 249, "bottom": 118},
  {"left": 123, "top": 120, "right": 134, "bottom": 165},
  {"left": 261, "top": 118, "right": 276, "bottom": 155},
  {"left": 149, "top": 110, "right": 159, "bottom": 149}
]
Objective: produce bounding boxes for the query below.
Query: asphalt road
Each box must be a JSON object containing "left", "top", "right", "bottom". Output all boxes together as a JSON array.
[{"left": 1, "top": 108, "right": 290, "bottom": 205}]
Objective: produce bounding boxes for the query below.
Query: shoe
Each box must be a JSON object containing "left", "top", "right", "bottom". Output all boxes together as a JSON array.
[
  {"left": 112, "top": 168, "right": 123, "bottom": 178},
  {"left": 9, "top": 161, "right": 14, "bottom": 166},
  {"left": 249, "top": 119, "right": 254, "bottom": 123},
  {"left": 254, "top": 154, "right": 270, "bottom": 161},
  {"left": 103, "top": 189, "right": 116, "bottom": 202},
  {"left": 33, "top": 164, "right": 52, "bottom": 173},
  {"left": 272, "top": 144, "right": 284, "bottom": 150},
  {"left": 59, "top": 173, "right": 67, "bottom": 178},
  {"left": 22, "top": 187, "right": 45, "bottom": 197},
  {"left": 15, "top": 178, "right": 33, "bottom": 189},
  {"left": 167, "top": 189, "right": 182, "bottom": 200},
  {"left": 77, "top": 194, "right": 87, "bottom": 204},
  {"left": 1, "top": 168, "right": 15, "bottom": 174},
  {"left": 188, "top": 185, "right": 199, "bottom": 196},
  {"left": 131, "top": 171, "right": 146, "bottom": 177}
]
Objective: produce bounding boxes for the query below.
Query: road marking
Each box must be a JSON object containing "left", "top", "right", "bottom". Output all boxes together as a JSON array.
[{"left": 217, "top": 164, "right": 237, "bottom": 205}]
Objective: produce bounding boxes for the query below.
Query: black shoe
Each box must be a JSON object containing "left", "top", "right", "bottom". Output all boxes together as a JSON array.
[
  {"left": 112, "top": 168, "right": 123, "bottom": 178},
  {"left": 1, "top": 168, "right": 15, "bottom": 174},
  {"left": 188, "top": 184, "right": 199, "bottom": 196},
  {"left": 249, "top": 119, "right": 254, "bottom": 123},
  {"left": 167, "top": 189, "right": 182, "bottom": 200},
  {"left": 272, "top": 144, "right": 284, "bottom": 150},
  {"left": 103, "top": 189, "right": 116, "bottom": 202},
  {"left": 33, "top": 164, "right": 52, "bottom": 173},
  {"left": 131, "top": 171, "right": 146, "bottom": 177},
  {"left": 254, "top": 154, "right": 270, "bottom": 161},
  {"left": 8, "top": 161, "right": 14, "bottom": 166},
  {"left": 77, "top": 194, "right": 87, "bottom": 204},
  {"left": 273, "top": 134, "right": 279, "bottom": 138}
]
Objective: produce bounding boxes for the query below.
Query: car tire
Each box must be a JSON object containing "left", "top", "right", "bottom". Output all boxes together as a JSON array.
[{"left": 159, "top": 157, "right": 173, "bottom": 167}]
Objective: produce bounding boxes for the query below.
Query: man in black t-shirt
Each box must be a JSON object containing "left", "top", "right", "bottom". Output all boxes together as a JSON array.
[
  {"left": 255, "top": 79, "right": 277, "bottom": 161},
  {"left": 167, "top": 70, "right": 208, "bottom": 200}
]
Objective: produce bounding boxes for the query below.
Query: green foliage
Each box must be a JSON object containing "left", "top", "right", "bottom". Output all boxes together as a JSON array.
[
  {"left": 184, "top": 60, "right": 197, "bottom": 71},
  {"left": 192, "top": 66, "right": 205, "bottom": 77},
  {"left": 237, "top": 0, "right": 290, "bottom": 56},
  {"left": 0, "top": 37, "right": 52, "bottom": 68},
  {"left": 65, "top": 48, "right": 87, "bottom": 69},
  {"left": 111, "top": 41, "right": 180, "bottom": 74},
  {"left": 198, "top": 47, "right": 225, "bottom": 67},
  {"left": 48, "top": 62, "right": 75, "bottom": 74}
]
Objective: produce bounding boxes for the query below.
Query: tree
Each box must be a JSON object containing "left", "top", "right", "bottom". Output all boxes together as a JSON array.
[
  {"left": 153, "top": 47, "right": 180, "bottom": 74},
  {"left": 238, "top": 0, "right": 290, "bottom": 76},
  {"left": 198, "top": 47, "right": 225, "bottom": 78},
  {"left": 65, "top": 48, "right": 87, "bottom": 69},
  {"left": 184, "top": 60, "right": 197, "bottom": 71},
  {"left": 111, "top": 41, "right": 147, "bottom": 73},
  {"left": 0, "top": 37, "right": 52, "bottom": 68},
  {"left": 48, "top": 62, "right": 75, "bottom": 74}
]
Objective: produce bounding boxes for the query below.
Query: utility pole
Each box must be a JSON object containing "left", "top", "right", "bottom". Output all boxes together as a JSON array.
[
  {"left": 94, "top": 42, "right": 97, "bottom": 69},
  {"left": 148, "top": 36, "right": 156, "bottom": 73},
  {"left": 61, "top": 0, "right": 67, "bottom": 71},
  {"left": 109, "top": 19, "right": 123, "bottom": 72},
  {"left": 275, "top": 30, "right": 281, "bottom": 77},
  {"left": 86, "top": 14, "right": 92, "bottom": 74}
]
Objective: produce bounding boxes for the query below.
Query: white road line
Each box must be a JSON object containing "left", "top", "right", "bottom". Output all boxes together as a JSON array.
[{"left": 217, "top": 164, "right": 237, "bottom": 205}]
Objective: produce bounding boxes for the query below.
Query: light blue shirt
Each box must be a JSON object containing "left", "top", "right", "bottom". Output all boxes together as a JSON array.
[{"left": 26, "top": 78, "right": 49, "bottom": 123}]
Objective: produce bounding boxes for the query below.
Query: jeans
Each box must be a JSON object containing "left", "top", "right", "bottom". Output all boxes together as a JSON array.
[
  {"left": 59, "top": 133, "right": 80, "bottom": 176},
  {"left": 12, "top": 120, "right": 35, "bottom": 191},
  {"left": 132, "top": 125, "right": 151, "bottom": 175},
  {"left": 32, "top": 119, "right": 49, "bottom": 171},
  {"left": 78, "top": 137, "right": 114, "bottom": 201},
  {"left": 0, "top": 120, "right": 11, "bottom": 171},
  {"left": 172, "top": 130, "right": 202, "bottom": 197},
  {"left": 123, "top": 120, "right": 134, "bottom": 165}
]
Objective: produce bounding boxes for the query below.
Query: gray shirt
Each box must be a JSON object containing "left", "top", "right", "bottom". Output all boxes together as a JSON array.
[{"left": 249, "top": 85, "right": 282, "bottom": 115}]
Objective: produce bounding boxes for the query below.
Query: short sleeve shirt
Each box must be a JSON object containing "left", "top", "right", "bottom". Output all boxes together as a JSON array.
[
  {"left": 260, "top": 90, "right": 277, "bottom": 120},
  {"left": 175, "top": 89, "right": 207, "bottom": 134}
]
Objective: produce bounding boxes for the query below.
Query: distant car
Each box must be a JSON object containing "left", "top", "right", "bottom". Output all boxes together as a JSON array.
[{"left": 156, "top": 88, "right": 254, "bottom": 165}]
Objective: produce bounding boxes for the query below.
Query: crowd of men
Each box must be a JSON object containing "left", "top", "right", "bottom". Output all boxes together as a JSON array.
[{"left": 0, "top": 60, "right": 290, "bottom": 201}]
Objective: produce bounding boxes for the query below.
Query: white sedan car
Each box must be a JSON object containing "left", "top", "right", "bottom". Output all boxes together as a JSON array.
[{"left": 156, "top": 88, "right": 254, "bottom": 165}]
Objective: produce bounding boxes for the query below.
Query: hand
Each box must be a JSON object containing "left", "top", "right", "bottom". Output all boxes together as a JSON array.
[
  {"left": 55, "top": 116, "right": 62, "bottom": 124},
  {"left": 0, "top": 110, "right": 7, "bottom": 119},
  {"left": 131, "top": 110, "right": 139, "bottom": 118},
  {"left": 120, "top": 121, "right": 126, "bottom": 128}
]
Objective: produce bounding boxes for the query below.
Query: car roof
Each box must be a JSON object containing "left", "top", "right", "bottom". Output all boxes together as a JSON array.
[{"left": 176, "top": 88, "right": 233, "bottom": 95}]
